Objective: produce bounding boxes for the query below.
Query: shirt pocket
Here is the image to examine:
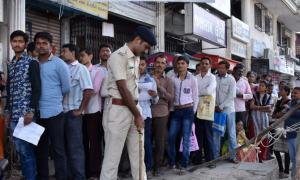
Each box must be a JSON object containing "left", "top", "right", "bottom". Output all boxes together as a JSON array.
[
  {"left": 127, "top": 60, "right": 135, "bottom": 78},
  {"left": 183, "top": 87, "right": 191, "bottom": 94},
  {"left": 71, "top": 76, "right": 80, "bottom": 87}
]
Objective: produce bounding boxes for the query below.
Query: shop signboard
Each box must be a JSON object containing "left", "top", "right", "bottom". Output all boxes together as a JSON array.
[
  {"left": 270, "top": 55, "right": 294, "bottom": 76},
  {"left": 252, "top": 39, "right": 266, "bottom": 58},
  {"left": 185, "top": 3, "right": 226, "bottom": 47},
  {"left": 67, "top": 0, "right": 108, "bottom": 20},
  {"left": 231, "top": 16, "right": 250, "bottom": 43},
  {"left": 231, "top": 39, "right": 247, "bottom": 58}
]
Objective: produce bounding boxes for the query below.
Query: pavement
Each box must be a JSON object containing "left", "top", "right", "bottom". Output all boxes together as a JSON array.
[
  {"left": 122, "top": 159, "right": 282, "bottom": 180},
  {"left": 6, "top": 159, "right": 286, "bottom": 180}
]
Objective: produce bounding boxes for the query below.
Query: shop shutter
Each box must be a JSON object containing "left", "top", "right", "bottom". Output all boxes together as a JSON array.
[{"left": 26, "top": 10, "right": 61, "bottom": 55}]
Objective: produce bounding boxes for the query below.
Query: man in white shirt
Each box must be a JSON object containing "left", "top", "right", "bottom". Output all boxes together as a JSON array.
[
  {"left": 193, "top": 58, "right": 216, "bottom": 168},
  {"left": 214, "top": 60, "right": 238, "bottom": 163}
]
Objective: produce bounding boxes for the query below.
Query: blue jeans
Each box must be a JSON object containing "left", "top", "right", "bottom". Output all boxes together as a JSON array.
[
  {"left": 213, "top": 112, "right": 237, "bottom": 159},
  {"left": 168, "top": 107, "right": 194, "bottom": 168},
  {"left": 288, "top": 138, "right": 297, "bottom": 178},
  {"left": 65, "top": 111, "right": 85, "bottom": 180},
  {"left": 144, "top": 117, "right": 153, "bottom": 171},
  {"left": 11, "top": 122, "right": 36, "bottom": 180}
]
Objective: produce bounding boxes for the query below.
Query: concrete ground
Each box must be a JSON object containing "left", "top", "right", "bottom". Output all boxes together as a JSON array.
[
  {"left": 6, "top": 159, "right": 288, "bottom": 180},
  {"left": 121, "top": 159, "right": 286, "bottom": 180}
]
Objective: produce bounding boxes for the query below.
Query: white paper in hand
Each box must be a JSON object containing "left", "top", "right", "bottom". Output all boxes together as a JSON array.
[{"left": 13, "top": 117, "right": 45, "bottom": 146}]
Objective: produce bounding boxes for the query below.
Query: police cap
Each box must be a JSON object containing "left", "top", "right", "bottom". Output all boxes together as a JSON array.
[{"left": 134, "top": 26, "right": 157, "bottom": 46}]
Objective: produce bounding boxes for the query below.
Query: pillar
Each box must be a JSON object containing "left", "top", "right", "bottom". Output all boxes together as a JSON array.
[
  {"left": 241, "top": 0, "right": 252, "bottom": 72},
  {"left": 61, "top": 17, "right": 71, "bottom": 44},
  {"left": 8, "top": 0, "right": 26, "bottom": 60},
  {"left": 155, "top": 2, "right": 165, "bottom": 52}
]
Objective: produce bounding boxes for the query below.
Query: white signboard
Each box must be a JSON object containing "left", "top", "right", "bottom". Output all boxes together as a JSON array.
[
  {"left": 207, "top": 0, "right": 231, "bottom": 17},
  {"left": 270, "top": 55, "right": 295, "bottom": 76},
  {"left": 232, "top": 16, "right": 250, "bottom": 43},
  {"left": 231, "top": 39, "right": 247, "bottom": 58}
]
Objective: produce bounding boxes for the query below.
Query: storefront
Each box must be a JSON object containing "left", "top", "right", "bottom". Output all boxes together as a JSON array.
[
  {"left": 69, "top": 1, "right": 156, "bottom": 64},
  {"left": 184, "top": 3, "right": 238, "bottom": 70},
  {"left": 25, "top": 0, "right": 157, "bottom": 63}
]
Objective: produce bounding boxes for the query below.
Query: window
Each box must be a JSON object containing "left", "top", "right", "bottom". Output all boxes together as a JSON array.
[
  {"left": 254, "top": 4, "right": 262, "bottom": 31},
  {"left": 264, "top": 15, "right": 272, "bottom": 35}
]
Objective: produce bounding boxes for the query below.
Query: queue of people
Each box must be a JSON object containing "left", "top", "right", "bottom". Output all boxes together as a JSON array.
[{"left": 3, "top": 26, "right": 300, "bottom": 180}]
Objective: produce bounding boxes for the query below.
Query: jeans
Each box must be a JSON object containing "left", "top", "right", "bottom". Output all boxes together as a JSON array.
[
  {"left": 65, "top": 111, "right": 86, "bottom": 180},
  {"left": 36, "top": 112, "right": 67, "bottom": 180},
  {"left": 168, "top": 107, "right": 194, "bottom": 168},
  {"left": 194, "top": 118, "right": 214, "bottom": 163},
  {"left": 144, "top": 117, "right": 153, "bottom": 171},
  {"left": 288, "top": 138, "right": 297, "bottom": 178},
  {"left": 213, "top": 112, "right": 237, "bottom": 159},
  {"left": 11, "top": 122, "right": 36, "bottom": 180}
]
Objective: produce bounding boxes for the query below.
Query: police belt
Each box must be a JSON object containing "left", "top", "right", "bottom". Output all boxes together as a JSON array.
[{"left": 112, "top": 98, "right": 138, "bottom": 106}]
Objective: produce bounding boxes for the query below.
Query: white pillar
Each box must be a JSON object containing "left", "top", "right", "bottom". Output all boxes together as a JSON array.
[
  {"left": 226, "top": 19, "right": 232, "bottom": 59},
  {"left": 8, "top": 0, "right": 26, "bottom": 60},
  {"left": 241, "top": 0, "right": 252, "bottom": 72},
  {"left": 61, "top": 17, "right": 70, "bottom": 44},
  {"left": 155, "top": 2, "right": 165, "bottom": 52},
  {"left": 291, "top": 31, "right": 296, "bottom": 56}
]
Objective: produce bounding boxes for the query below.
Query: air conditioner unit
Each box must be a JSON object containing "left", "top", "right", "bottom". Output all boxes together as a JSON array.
[{"left": 264, "top": 48, "right": 270, "bottom": 59}]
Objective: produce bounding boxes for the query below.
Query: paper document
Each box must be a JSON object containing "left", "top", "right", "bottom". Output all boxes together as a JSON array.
[{"left": 13, "top": 117, "right": 45, "bottom": 146}]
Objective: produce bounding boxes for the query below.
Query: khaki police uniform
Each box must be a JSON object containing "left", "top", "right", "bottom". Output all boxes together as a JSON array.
[{"left": 100, "top": 44, "right": 146, "bottom": 180}]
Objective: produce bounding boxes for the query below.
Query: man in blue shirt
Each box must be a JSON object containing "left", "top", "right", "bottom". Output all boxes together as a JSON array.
[
  {"left": 34, "top": 32, "right": 70, "bottom": 180},
  {"left": 138, "top": 56, "right": 158, "bottom": 178},
  {"left": 61, "top": 44, "right": 93, "bottom": 180},
  {"left": 6, "top": 30, "right": 40, "bottom": 180},
  {"left": 285, "top": 87, "right": 300, "bottom": 179}
]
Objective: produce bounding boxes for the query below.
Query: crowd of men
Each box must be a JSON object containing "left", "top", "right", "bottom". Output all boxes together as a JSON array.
[{"left": 3, "top": 26, "right": 300, "bottom": 180}]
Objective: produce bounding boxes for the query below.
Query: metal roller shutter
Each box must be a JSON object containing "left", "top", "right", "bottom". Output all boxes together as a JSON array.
[{"left": 26, "top": 10, "right": 61, "bottom": 55}]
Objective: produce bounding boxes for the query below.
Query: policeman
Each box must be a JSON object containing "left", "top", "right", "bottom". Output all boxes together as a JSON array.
[{"left": 100, "top": 26, "right": 157, "bottom": 180}]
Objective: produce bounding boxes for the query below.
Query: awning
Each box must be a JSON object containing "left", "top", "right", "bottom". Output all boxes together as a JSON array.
[
  {"left": 193, "top": 53, "right": 240, "bottom": 70},
  {"left": 147, "top": 52, "right": 239, "bottom": 71}
]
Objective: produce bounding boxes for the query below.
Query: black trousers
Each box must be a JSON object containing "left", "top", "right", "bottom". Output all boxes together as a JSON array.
[
  {"left": 193, "top": 118, "right": 214, "bottom": 163},
  {"left": 274, "top": 151, "right": 290, "bottom": 174},
  {"left": 36, "top": 112, "right": 67, "bottom": 180},
  {"left": 82, "top": 111, "right": 103, "bottom": 178}
]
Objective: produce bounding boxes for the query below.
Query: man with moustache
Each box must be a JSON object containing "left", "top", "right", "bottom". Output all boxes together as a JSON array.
[
  {"left": 151, "top": 53, "right": 174, "bottom": 176},
  {"left": 5, "top": 30, "right": 40, "bottom": 180},
  {"left": 100, "top": 26, "right": 157, "bottom": 180},
  {"left": 97, "top": 44, "right": 112, "bottom": 71},
  {"left": 34, "top": 32, "right": 70, "bottom": 180}
]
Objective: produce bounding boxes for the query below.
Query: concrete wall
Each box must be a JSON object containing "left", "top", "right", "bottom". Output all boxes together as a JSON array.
[{"left": 249, "top": 0, "right": 275, "bottom": 50}]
